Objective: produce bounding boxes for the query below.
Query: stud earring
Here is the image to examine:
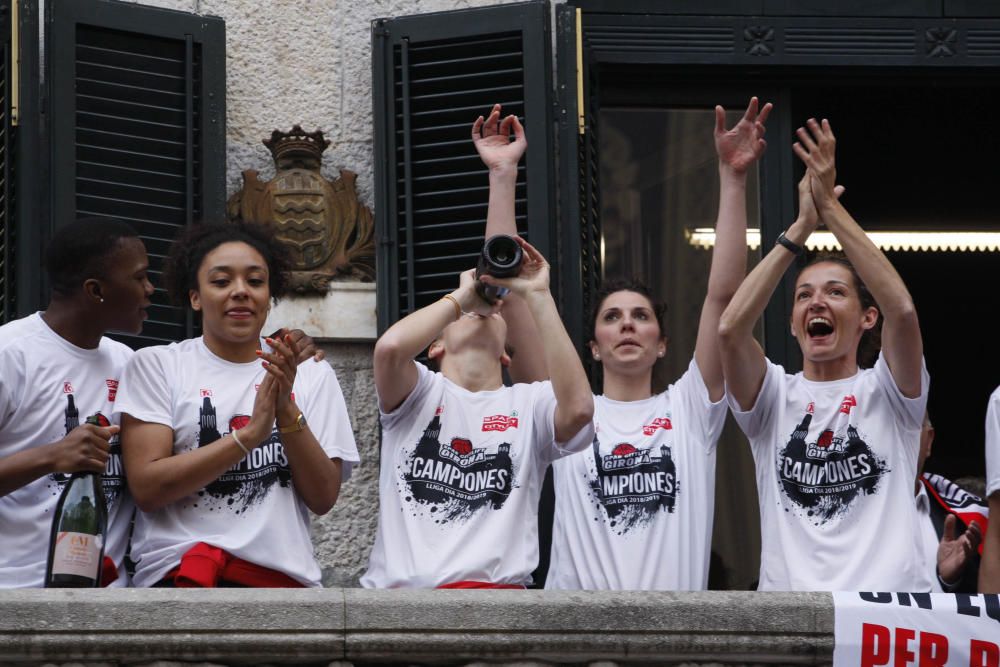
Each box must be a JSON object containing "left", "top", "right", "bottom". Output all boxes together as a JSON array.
[{"left": 99, "top": 297, "right": 105, "bottom": 304}]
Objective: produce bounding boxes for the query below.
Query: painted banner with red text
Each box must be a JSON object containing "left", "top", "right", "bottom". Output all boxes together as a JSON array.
[{"left": 834, "top": 592, "right": 1000, "bottom": 667}]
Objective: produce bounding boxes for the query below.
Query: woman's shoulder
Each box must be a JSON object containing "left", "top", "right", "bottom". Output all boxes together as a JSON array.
[
  {"left": 294, "top": 358, "right": 354, "bottom": 402},
  {"left": 129, "top": 338, "right": 198, "bottom": 366}
]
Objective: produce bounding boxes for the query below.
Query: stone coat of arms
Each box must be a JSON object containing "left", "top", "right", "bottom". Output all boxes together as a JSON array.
[{"left": 227, "top": 126, "right": 375, "bottom": 292}]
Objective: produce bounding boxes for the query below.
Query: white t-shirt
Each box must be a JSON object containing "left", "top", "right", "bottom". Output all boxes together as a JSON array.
[
  {"left": 0, "top": 312, "right": 134, "bottom": 587},
  {"left": 729, "top": 354, "right": 931, "bottom": 592},
  {"left": 361, "top": 363, "right": 594, "bottom": 588},
  {"left": 114, "top": 336, "right": 359, "bottom": 588},
  {"left": 985, "top": 386, "right": 1000, "bottom": 498},
  {"left": 546, "top": 359, "right": 726, "bottom": 590}
]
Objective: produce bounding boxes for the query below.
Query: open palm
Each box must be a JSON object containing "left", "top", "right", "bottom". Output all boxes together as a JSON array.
[
  {"left": 715, "top": 97, "right": 771, "bottom": 174},
  {"left": 472, "top": 104, "right": 527, "bottom": 171}
]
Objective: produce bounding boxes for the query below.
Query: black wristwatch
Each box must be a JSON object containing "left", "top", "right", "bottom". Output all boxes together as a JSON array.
[{"left": 775, "top": 231, "right": 804, "bottom": 256}]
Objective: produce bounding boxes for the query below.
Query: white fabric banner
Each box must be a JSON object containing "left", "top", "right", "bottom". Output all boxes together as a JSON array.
[{"left": 833, "top": 592, "right": 1000, "bottom": 667}]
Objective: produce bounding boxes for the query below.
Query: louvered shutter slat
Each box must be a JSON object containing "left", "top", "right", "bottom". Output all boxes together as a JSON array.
[
  {"left": 49, "top": 1, "right": 225, "bottom": 347},
  {"left": 374, "top": 2, "right": 555, "bottom": 329}
]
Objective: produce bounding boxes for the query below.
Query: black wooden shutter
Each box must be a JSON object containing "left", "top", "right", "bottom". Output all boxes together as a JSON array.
[
  {"left": 1, "top": 0, "right": 39, "bottom": 323},
  {"left": 372, "top": 0, "right": 555, "bottom": 331},
  {"left": 47, "top": 0, "right": 225, "bottom": 347}
]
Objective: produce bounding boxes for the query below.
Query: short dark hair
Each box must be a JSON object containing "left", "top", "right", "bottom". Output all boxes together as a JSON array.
[
  {"left": 800, "top": 252, "right": 882, "bottom": 369},
  {"left": 588, "top": 277, "right": 668, "bottom": 343},
  {"left": 162, "top": 222, "right": 291, "bottom": 307},
  {"left": 45, "top": 217, "right": 140, "bottom": 296}
]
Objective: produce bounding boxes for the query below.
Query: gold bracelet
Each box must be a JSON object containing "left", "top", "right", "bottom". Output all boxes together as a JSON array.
[{"left": 441, "top": 294, "right": 461, "bottom": 320}]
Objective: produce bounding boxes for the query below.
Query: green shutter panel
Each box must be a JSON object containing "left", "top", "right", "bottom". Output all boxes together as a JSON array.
[
  {"left": 1, "top": 0, "right": 39, "bottom": 323},
  {"left": 372, "top": 0, "right": 555, "bottom": 331},
  {"left": 47, "top": 0, "right": 225, "bottom": 347},
  {"left": 0, "top": 0, "right": 16, "bottom": 322},
  {"left": 555, "top": 4, "right": 601, "bottom": 362}
]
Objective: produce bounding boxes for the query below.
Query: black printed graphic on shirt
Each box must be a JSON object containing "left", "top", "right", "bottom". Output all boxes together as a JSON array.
[
  {"left": 777, "top": 412, "right": 889, "bottom": 524},
  {"left": 401, "top": 414, "right": 515, "bottom": 523},
  {"left": 195, "top": 396, "right": 291, "bottom": 513},
  {"left": 588, "top": 435, "right": 678, "bottom": 534}
]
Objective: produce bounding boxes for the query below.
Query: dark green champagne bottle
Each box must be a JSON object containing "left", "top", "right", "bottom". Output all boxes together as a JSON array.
[{"left": 45, "top": 471, "right": 107, "bottom": 587}]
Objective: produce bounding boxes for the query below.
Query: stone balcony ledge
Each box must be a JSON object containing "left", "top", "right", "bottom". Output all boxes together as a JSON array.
[{"left": 1, "top": 589, "right": 833, "bottom": 665}]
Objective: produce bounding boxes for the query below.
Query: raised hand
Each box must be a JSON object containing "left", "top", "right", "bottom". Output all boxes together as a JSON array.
[
  {"left": 242, "top": 371, "right": 278, "bottom": 447},
  {"left": 472, "top": 104, "right": 527, "bottom": 173},
  {"left": 269, "top": 327, "right": 324, "bottom": 363},
  {"left": 49, "top": 424, "right": 118, "bottom": 474},
  {"left": 259, "top": 334, "right": 300, "bottom": 413},
  {"left": 715, "top": 97, "right": 772, "bottom": 174},
  {"left": 937, "top": 515, "right": 983, "bottom": 586},
  {"left": 793, "top": 118, "right": 838, "bottom": 207},
  {"left": 457, "top": 268, "right": 504, "bottom": 318},
  {"left": 797, "top": 170, "right": 846, "bottom": 232}
]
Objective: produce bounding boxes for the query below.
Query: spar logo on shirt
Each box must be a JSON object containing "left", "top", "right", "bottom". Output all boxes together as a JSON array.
[
  {"left": 195, "top": 395, "right": 291, "bottom": 513},
  {"left": 588, "top": 434, "right": 678, "bottom": 535},
  {"left": 642, "top": 416, "right": 672, "bottom": 436},
  {"left": 777, "top": 407, "right": 890, "bottom": 525},
  {"left": 482, "top": 413, "right": 518, "bottom": 432},
  {"left": 401, "top": 414, "right": 515, "bottom": 523}
]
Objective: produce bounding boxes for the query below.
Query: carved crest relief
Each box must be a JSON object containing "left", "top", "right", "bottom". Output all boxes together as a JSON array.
[{"left": 227, "top": 125, "right": 375, "bottom": 293}]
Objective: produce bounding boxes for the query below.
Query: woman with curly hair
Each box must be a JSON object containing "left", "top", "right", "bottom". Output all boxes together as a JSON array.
[{"left": 115, "top": 222, "right": 359, "bottom": 587}]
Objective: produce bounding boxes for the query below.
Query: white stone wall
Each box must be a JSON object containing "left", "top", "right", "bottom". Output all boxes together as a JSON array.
[{"left": 111, "top": 0, "right": 520, "bottom": 584}]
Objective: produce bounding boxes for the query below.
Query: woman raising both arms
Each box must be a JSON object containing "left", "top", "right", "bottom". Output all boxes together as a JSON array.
[{"left": 719, "top": 119, "right": 932, "bottom": 591}]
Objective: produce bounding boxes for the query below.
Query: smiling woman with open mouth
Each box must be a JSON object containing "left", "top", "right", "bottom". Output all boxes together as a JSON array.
[{"left": 719, "top": 117, "right": 930, "bottom": 593}]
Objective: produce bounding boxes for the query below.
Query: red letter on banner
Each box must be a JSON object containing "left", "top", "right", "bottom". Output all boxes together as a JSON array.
[
  {"left": 895, "top": 628, "right": 917, "bottom": 667},
  {"left": 918, "top": 632, "right": 948, "bottom": 667},
  {"left": 862, "top": 623, "right": 892, "bottom": 667},
  {"left": 971, "top": 640, "right": 1000, "bottom": 667}
]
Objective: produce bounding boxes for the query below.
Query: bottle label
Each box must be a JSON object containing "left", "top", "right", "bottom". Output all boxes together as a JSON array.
[{"left": 51, "top": 531, "right": 102, "bottom": 578}]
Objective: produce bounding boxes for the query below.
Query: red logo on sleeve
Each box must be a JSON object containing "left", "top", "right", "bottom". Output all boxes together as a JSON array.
[
  {"left": 482, "top": 415, "right": 519, "bottom": 432},
  {"left": 200, "top": 389, "right": 213, "bottom": 398},
  {"left": 63, "top": 382, "right": 74, "bottom": 394},
  {"left": 642, "top": 417, "right": 672, "bottom": 436},
  {"left": 806, "top": 402, "right": 815, "bottom": 414},
  {"left": 106, "top": 379, "right": 119, "bottom": 402},
  {"left": 839, "top": 395, "right": 857, "bottom": 415}
]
